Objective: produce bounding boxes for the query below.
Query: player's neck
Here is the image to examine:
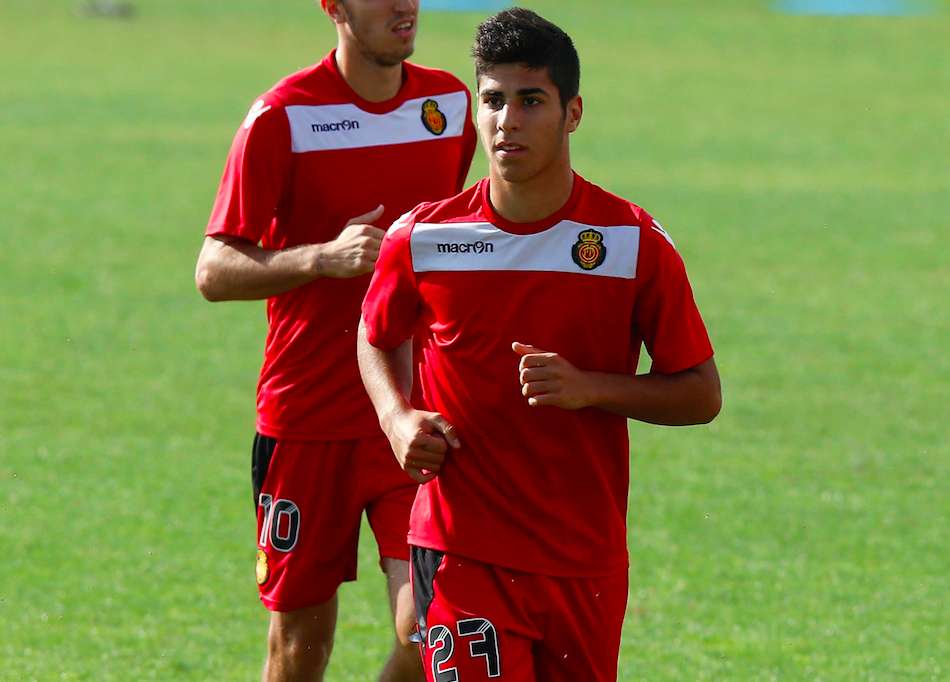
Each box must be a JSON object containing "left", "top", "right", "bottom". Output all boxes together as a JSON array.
[
  {"left": 488, "top": 162, "right": 575, "bottom": 225},
  {"left": 335, "top": 43, "right": 404, "bottom": 103}
]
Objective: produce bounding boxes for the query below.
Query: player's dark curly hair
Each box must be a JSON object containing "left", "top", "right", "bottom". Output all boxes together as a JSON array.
[{"left": 472, "top": 8, "right": 580, "bottom": 107}]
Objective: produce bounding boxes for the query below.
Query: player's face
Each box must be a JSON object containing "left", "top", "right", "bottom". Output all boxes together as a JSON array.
[
  {"left": 335, "top": 0, "right": 418, "bottom": 67},
  {"left": 477, "top": 63, "right": 582, "bottom": 185}
]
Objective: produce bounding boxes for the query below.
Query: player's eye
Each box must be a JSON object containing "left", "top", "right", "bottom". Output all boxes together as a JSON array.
[
  {"left": 483, "top": 94, "right": 504, "bottom": 109},
  {"left": 523, "top": 96, "right": 542, "bottom": 107}
]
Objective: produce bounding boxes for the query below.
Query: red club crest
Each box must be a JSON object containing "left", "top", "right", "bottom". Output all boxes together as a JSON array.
[
  {"left": 572, "top": 228, "right": 607, "bottom": 270},
  {"left": 421, "top": 99, "right": 447, "bottom": 136}
]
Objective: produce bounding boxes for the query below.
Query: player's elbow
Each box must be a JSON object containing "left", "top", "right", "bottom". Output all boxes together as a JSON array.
[
  {"left": 695, "top": 386, "right": 722, "bottom": 424},
  {"left": 688, "top": 358, "right": 721, "bottom": 424},
  {"left": 195, "top": 258, "right": 225, "bottom": 301},
  {"left": 195, "top": 237, "right": 232, "bottom": 301}
]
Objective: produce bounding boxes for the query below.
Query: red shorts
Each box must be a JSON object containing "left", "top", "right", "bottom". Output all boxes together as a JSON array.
[
  {"left": 411, "top": 547, "right": 628, "bottom": 682},
  {"left": 252, "top": 434, "right": 417, "bottom": 611}
]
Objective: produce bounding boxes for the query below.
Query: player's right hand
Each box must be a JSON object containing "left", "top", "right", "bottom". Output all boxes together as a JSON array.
[
  {"left": 384, "top": 408, "right": 461, "bottom": 484},
  {"left": 316, "top": 204, "right": 386, "bottom": 278}
]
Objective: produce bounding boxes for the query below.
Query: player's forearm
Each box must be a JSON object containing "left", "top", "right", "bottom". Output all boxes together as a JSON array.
[
  {"left": 195, "top": 236, "right": 320, "bottom": 301},
  {"left": 585, "top": 358, "right": 721, "bottom": 426},
  {"left": 356, "top": 322, "right": 414, "bottom": 432}
]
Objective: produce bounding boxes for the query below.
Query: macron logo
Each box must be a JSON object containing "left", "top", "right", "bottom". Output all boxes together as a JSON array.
[
  {"left": 243, "top": 100, "right": 272, "bottom": 130},
  {"left": 436, "top": 241, "right": 494, "bottom": 255},
  {"left": 311, "top": 119, "right": 361, "bottom": 133}
]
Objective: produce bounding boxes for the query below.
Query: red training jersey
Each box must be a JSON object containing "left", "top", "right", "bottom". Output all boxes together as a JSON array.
[
  {"left": 362, "top": 174, "right": 714, "bottom": 577},
  {"left": 207, "top": 51, "right": 476, "bottom": 440}
]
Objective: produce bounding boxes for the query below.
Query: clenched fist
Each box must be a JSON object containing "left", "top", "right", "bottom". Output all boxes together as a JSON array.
[{"left": 315, "top": 204, "right": 386, "bottom": 278}]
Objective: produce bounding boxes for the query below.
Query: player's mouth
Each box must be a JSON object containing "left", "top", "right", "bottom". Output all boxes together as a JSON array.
[
  {"left": 391, "top": 18, "right": 416, "bottom": 40},
  {"left": 494, "top": 141, "right": 527, "bottom": 158}
]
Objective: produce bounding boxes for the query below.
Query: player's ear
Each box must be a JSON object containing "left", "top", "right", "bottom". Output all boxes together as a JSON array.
[
  {"left": 322, "top": 0, "right": 347, "bottom": 24},
  {"left": 565, "top": 95, "right": 583, "bottom": 134}
]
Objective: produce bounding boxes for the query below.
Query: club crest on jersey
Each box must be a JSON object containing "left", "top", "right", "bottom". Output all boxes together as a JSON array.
[
  {"left": 256, "top": 549, "right": 270, "bottom": 585},
  {"left": 421, "top": 99, "right": 447, "bottom": 136},
  {"left": 572, "top": 228, "right": 607, "bottom": 270}
]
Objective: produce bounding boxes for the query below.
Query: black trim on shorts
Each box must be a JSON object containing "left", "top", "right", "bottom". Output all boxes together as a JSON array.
[
  {"left": 411, "top": 546, "right": 445, "bottom": 641},
  {"left": 252, "top": 433, "right": 278, "bottom": 511}
]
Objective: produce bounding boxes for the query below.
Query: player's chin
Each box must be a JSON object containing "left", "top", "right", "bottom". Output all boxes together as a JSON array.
[
  {"left": 492, "top": 161, "right": 533, "bottom": 184},
  {"left": 373, "top": 43, "right": 414, "bottom": 67}
]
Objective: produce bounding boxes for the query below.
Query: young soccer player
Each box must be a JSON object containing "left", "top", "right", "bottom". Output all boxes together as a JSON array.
[
  {"left": 358, "top": 8, "right": 721, "bottom": 681},
  {"left": 196, "top": 1, "right": 475, "bottom": 679}
]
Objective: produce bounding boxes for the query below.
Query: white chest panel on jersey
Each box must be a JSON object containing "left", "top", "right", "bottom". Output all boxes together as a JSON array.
[
  {"left": 286, "top": 91, "right": 468, "bottom": 153},
  {"left": 410, "top": 221, "right": 640, "bottom": 279}
]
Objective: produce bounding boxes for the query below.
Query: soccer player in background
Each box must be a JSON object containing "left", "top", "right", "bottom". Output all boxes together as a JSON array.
[
  {"left": 195, "top": 0, "right": 475, "bottom": 679},
  {"left": 358, "top": 8, "right": 721, "bottom": 681}
]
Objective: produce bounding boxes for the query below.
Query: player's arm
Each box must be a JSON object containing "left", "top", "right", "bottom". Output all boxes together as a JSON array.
[
  {"left": 513, "top": 342, "right": 721, "bottom": 425},
  {"left": 197, "top": 93, "right": 387, "bottom": 301},
  {"left": 357, "top": 323, "right": 460, "bottom": 483},
  {"left": 358, "top": 218, "right": 460, "bottom": 482},
  {"left": 195, "top": 205, "right": 385, "bottom": 301},
  {"left": 514, "top": 215, "right": 721, "bottom": 425}
]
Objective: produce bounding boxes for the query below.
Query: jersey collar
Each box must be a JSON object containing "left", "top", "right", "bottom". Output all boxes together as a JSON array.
[
  {"left": 479, "top": 172, "right": 585, "bottom": 235},
  {"left": 324, "top": 49, "right": 413, "bottom": 115}
]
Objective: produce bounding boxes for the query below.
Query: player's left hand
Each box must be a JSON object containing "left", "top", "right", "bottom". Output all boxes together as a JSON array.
[{"left": 512, "top": 342, "right": 594, "bottom": 410}]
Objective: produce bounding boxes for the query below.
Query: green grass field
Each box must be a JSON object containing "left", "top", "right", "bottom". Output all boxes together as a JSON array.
[{"left": 1, "top": 0, "right": 947, "bottom": 679}]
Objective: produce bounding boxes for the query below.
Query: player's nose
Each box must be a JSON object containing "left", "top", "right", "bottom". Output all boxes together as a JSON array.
[
  {"left": 393, "top": 0, "right": 418, "bottom": 14},
  {"left": 497, "top": 104, "right": 520, "bottom": 132}
]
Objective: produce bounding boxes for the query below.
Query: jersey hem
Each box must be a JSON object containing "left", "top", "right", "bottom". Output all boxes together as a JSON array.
[
  {"left": 652, "top": 348, "right": 715, "bottom": 376},
  {"left": 407, "top": 534, "right": 630, "bottom": 579},
  {"left": 259, "top": 576, "right": 356, "bottom": 612},
  {"left": 204, "top": 223, "right": 261, "bottom": 241},
  {"left": 255, "top": 417, "right": 384, "bottom": 443}
]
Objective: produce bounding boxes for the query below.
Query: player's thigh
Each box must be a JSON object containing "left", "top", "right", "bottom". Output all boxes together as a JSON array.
[
  {"left": 381, "top": 557, "right": 418, "bottom": 647},
  {"left": 412, "top": 547, "right": 538, "bottom": 682},
  {"left": 359, "top": 435, "right": 418, "bottom": 563},
  {"left": 534, "top": 570, "right": 628, "bottom": 682},
  {"left": 253, "top": 435, "right": 364, "bottom": 611},
  {"left": 267, "top": 595, "right": 339, "bottom": 653}
]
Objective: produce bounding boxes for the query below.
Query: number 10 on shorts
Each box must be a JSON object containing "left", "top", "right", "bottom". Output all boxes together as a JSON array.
[
  {"left": 258, "top": 494, "right": 301, "bottom": 552},
  {"left": 428, "top": 617, "right": 501, "bottom": 680}
]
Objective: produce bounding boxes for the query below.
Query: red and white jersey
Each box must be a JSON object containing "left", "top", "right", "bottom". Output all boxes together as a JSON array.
[
  {"left": 207, "top": 51, "right": 476, "bottom": 440},
  {"left": 362, "top": 174, "right": 714, "bottom": 577}
]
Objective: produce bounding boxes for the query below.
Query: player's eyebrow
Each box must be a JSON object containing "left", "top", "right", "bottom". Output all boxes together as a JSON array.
[{"left": 479, "top": 87, "right": 550, "bottom": 97}]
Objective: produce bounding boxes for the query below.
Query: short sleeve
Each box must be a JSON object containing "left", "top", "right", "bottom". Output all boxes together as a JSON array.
[
  {"left": 632, "top": 223, "right": 714, "bottom": 374},
  {"left": 206, "top": 95, "right": 292, "bottom": 243},
  {"left": 362, "top": 213, "right": 422, "bottom": 350}
]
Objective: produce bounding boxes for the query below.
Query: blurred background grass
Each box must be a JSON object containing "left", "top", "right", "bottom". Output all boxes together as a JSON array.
[{"left": 1, "top": 1, "right": 947, "bottom": 679}]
